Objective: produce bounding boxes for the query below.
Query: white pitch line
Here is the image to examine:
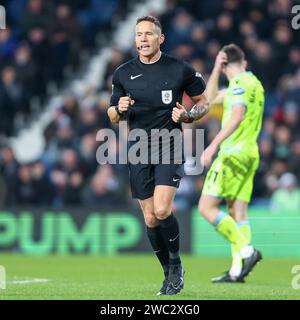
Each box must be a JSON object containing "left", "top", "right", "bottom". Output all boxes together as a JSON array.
[{"left": 9, "top": 278, "right": 50, "bottom": 285}]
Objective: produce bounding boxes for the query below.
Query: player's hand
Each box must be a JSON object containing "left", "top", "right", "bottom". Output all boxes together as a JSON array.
[
  {"left": 172, "top": 102, "right": 187, "bottom": 123},
  {"left": 201, "top": 144, "right": 217, "bottom": 168},
  {"left": 214, "top": 51, "right": 228, "bottom": 72},
  {"left": 118, "top": 96, "right": 135, "bottom": 113}
]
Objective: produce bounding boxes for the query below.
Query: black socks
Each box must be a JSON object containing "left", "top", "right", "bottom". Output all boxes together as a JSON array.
[
  {"left": 146, "top": 226, "right": 169, "bottom": 277},
  {"left": 158, "top": 213, "right": 181, "bottom": 265},
  {"left": 147, "top": 213, "right": 181, "bottom": 277}
]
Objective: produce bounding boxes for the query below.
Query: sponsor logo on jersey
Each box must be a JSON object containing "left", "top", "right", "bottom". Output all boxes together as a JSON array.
[{"left": 232, "top": 87, "right": 245, "bottom": 95}]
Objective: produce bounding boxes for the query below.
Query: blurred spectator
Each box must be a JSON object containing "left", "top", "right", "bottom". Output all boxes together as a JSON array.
[
  {"left": 21, "top": 0, "right": 51, "bottom": 34},
  {"left": 104, "top": 48, "right": 126, "bottom": 82},
  {"left": 211, "top": 12, "right": 235, "bottom": 46},
  {"left": 250, "top": 41, "right": 278, "bottom": 90},
  {"left": 48, "top": 4, "right": 81, "bottom": 83},
  {"left": 78, "top": 0, "right": 120, "bottom": 47},
  {"left": 76, "top": 106, "right": 99, "bottom": 137},
  {"left": 13, "top": 43, "right": 38, "bottom": 101},
  {"left": 44, "top": 115, "right": 78, "bottom": 165},
  {"left": 26, "top": 25, "right": 50, "bottom": 99},
  {"left": 272, "top": 22, "right": 293, "bottom": 64},
  {"left": 0, "top": 146, "right": 19, "bottom": 205},
  {"left": 273, "top": 125, "right": 291, "bottom": 160},
  {"left": 254, "top": 137, "right": 274, "bottom": 198},
  {"left": 283, "top": 46, "right": 300, "bottom": 75},
  {"left": 173, "top": 43, "right": 194, "bottom": 60},
  {"left": 268, "top": 0, "right": 293, "bottom": 21},
  {"left": 16, "top": 164, "right": 38, "bottom": 204},
  {"left": 283, "top": 102, "right": 299, "bottom": 135},
  {"left": 50, "top": 149, "right": 84, "bottom": 207},
  {"left": 289, "top": 137, "right": 300, "bottom": 179},
  {"left": 83, "top": 164, "right": 120, "bottom": 205},
  {"left": 190, "top": 23, "right": 207, "bottom": 58},
  {"left": 265, "top": 160, "right": 288, "bottom": 196},
  {"left": 285, "top": 68, "right": 300, "bottom": 107},
  {"left": 237, "top": 20, "right": 257, "bottom": 49},
  {"left": 164, "top": 9, "right": 194, "bottom": 52},
  {"left": 31, "top": 160, "right": 54, "bottom": 204},
  {"left": 248, "top": 6, "right": 271, "bottom": 39},
  {"left": 0, "top": 27, "right": 18, "bottom": 64},
  {"left": 79, "top": 133, "right": 98, "bottom": 177},
  {"left": 0, "top": 66, "right": 26, "bottom": 135},
  {"left": 12, "top": 159, "right": 52, "bottom": 206},
  {"left": 14, "top": 161, "right": 53, "bottom": 205},
  {"left": 270, "top": 173, "right": 300, "bottom": 213},
  {"left": 61, "top": 95, "right": 80, "bottom": 125}
]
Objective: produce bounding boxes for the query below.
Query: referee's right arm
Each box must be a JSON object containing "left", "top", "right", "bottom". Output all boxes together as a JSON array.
[
  {"left": 107, "top": 106, "right": 122, "bottom": 123},
  {"left": 107, "top": 70, "right": 134, "bottom": 123},
  {"left": 107, "top": 96, "right": 135, "bottom": 123}
]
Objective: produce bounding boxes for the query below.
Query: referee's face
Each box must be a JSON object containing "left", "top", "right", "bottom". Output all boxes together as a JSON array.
[{"left": 135, "top": 21, "right": 164, "bottom": 59}]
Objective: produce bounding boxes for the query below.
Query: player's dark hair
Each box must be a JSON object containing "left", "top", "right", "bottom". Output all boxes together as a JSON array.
[
  {"left": 136, "top": 15, "right": 162, "bottom": 32},
  {"left": 222, "top": 44, "right": 245, "bottom": 64}
]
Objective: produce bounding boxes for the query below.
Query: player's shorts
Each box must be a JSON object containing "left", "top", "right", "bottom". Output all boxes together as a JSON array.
[
  {"left": 128, "top": 163, "right": 185, "bottom": 200},
  {"left": 202, "top": 151, "right": 259, "bottom": 203}
]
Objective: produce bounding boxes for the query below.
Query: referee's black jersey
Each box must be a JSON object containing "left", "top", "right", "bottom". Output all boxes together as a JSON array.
[{"left": 110, "top": 52, "right": 206, "bottom": 133}]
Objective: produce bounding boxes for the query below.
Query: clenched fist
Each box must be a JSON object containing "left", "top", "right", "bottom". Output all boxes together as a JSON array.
[
  {"left": 118, "top": 96, "right": 135, "bottom": 113},
  {"left": 172, "top": 102, "right": 187, "bottom": 123}
]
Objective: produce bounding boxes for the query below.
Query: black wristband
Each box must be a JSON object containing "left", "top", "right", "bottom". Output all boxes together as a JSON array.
[{"left": 115, "top": 106, "right": 123, "bottom": 117}]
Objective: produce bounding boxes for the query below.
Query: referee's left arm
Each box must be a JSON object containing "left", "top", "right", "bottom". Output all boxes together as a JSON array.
[
  {"left": 172, "top": 94, "right": 209, "bottom": 123},
  {"left": 172, "top": 63, "right": 209, "bottom": 124},
  {"left": 172, "top": 93, "right": 209, "bottom": 124}
]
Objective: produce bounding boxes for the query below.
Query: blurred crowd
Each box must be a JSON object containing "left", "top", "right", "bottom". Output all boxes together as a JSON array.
[
  {"left": 0, "top": 0, "right": 128, "bottom": 136},
  {"left": 1, "top": 0, "right": 300, "bottom": 210}
]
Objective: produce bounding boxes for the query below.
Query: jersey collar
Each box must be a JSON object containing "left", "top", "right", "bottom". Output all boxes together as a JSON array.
[
  {"left": 230, "top": 71, "right": 252, "bottom": 83},
  {"left": 138, "top": 51, "right": 162, "bottom": 65}
]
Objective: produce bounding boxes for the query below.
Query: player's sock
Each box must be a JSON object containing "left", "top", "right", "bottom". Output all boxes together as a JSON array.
[
  {"left": 239, "top": 221, "right": 252, "bottom": 243},
  {"left": 230, "top": 221, "right": 252, "bottom": 277},
  {"left": 213, "top": 211, "right": 249, "bottom": 253},
  {"left": 238, "top": 220, "right": 254, "bottom": 259},
  {"left": 146, "top": 226, "right": 169, "bottom": 277},
  {"left": 229, "top": 250, "right": 243, "bottom": 277},
  {"left": 158, "top": 213, "right": 181, "bottom": 265}
]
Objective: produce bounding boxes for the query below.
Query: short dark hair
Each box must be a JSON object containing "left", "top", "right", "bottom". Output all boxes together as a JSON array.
[
  {"left": 222, "top": 44, "right": 245, "bottom": 64},
  {"left": 136, "top": 15, "right": 162, "bottom": 32}
]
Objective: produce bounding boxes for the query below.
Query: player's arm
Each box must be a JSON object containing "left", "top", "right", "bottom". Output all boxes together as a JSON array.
[
  {"left": 201, "top": 104, "right": 245, "bottom": 167},
  {"left": 206, "top": 51, "right": 227, "bottom": 105},
  {"left": 210, "top": 89, "right": 226, "bottom": 105}
]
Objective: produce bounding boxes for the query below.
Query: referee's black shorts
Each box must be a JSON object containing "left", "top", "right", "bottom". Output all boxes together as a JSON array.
[{"left": 128, "top": 163, "right": 185, "bottom": 200}]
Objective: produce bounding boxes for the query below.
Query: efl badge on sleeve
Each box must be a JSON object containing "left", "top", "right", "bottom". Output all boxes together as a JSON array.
[{"left": 161, "top": 90, "right": 172, "bottom": 104}]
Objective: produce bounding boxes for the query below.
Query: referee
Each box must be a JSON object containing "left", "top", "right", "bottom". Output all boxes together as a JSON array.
[{"left": 107, "top": 16, "right": 208, "bottom": 295}]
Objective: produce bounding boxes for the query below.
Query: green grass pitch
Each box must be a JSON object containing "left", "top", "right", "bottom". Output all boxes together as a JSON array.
[{"left": 0, "top": 254, "right": 299, "bottom": 300}]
